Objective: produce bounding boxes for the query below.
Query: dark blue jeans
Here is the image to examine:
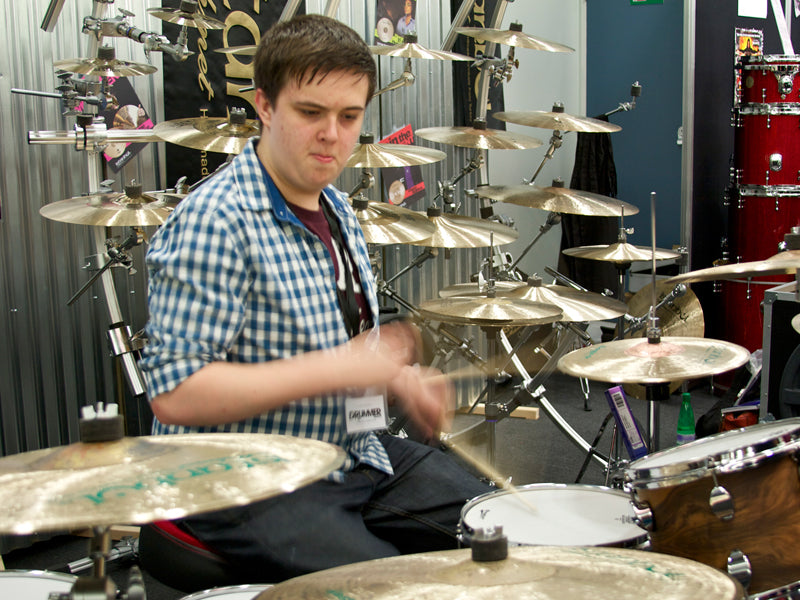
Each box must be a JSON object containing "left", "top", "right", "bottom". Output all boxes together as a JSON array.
[{"left": 180, "top": 434, "right": 492, "bottom": 582}]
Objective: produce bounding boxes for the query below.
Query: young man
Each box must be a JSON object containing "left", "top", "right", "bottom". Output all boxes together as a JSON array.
[{"left": 140, "top": 14, "right": 489, "bottom": 582}]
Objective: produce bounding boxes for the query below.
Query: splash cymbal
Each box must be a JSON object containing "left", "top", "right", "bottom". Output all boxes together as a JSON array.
[
  {"left": 346, "top": 135, "right": 446, "bottom": 168},
  {"left": 153, "top": 110, "right": 260, "bottom": 154},
  {"left": 54, "top": 46, "right": 157, "bottom": 78},
  {"left": 455, "top": 22, "right": 575, "bottom": 53},
  {"left": 476, "top": 182, "right": 639, "bottom": 217},
  {"left": 416, "top": 119, "right": 542, "bottom": 150},
  {"left": 351, "top": 198, "right": 436, "bottom": 245},
  {"left": 558, "top": 336, "right": 750, "bottom": 384},
  {"left": 147, "top": 0, "right": 225, "bottom": 29},
  {"left": 255, "top": 546, "right": 743, "bottom": 600},
  {"left": 494, "top": 109, "right": 621, "bottom": 133},
  {"left": 562, "top": 242, "right": 680, "bottom": 263},
  {"left": 370, "top": 35, "right": 473, "bottom": 61},
  {"left": 0, "top": 433, "right": 343, "bottom": 534},
  {"left": 409, "top": 207, "right": 518, "bottom": 248},
  {"left": 419, "top": 294, "right": 562, "bottom": 326},
  {"left": 666, "top": 254, "right": 800, "bottom": 284}
]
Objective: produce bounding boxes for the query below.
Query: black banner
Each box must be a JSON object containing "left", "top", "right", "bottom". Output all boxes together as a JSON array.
[{"left": 160, "top": 0, "right": 296, "bottom": 186}]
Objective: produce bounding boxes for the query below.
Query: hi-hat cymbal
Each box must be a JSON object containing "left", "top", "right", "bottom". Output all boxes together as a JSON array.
[
  {"left": 147, "top": 0, "right": 225, "bottom": 29},
  {"left": 416, "top": 119, "right": 542, "bottom": 150},
  {"left": 476, "top": 183, "right": 639, "bottom": 217},
  {"left": 455, "top": 23, "right": 575, "bottom": 53},
  {"left": 666, "top": 253, "right": 800, "bottom": 284},
  {"left": 558, "top": 336, "right": 750, "bottom": 384},
  {"left": 504, "top": 277, "right": 628, "bottom": 322},
  {"left": 54, "top": 46, "right": 157, "bottom": 78},
  {"left": 215, "top": 45, "right": 258, "bottom": 56},
  {"left": 562, "top": 242, "right": 681, "bottom": 263},
  {"left": 370, "top": 36, "right": 473, "bottom": 61},
  {"left": 494, "top": 110, "right": 621, "bottom": 133},
  {"left": 0, "top": 433, "right": 343, "bottom": 534},
  {"left": 346, "top": 139, "right": 446, "bottom": 168},
  {"left": 255, "top": 545, "right": 743, "bottom": 600},
  {"left": 419, "top": 294, "right": 562, "bottom": 326},
  {"left": 39, "top": 187, "right": 182, "bottom": 227},
  {"left": 351, "top": 198, "right": 436, "bottom": 244},
  {"left": 409, "top": 208, "right": 519, "bottom": 248},
  {"left": 153, "top": 111, "right": 260, "bottom": 154}
]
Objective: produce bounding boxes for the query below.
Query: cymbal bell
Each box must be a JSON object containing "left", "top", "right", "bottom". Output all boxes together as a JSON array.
[
  {"left": 416, "top": 119, "right": 542, "bottom": 150},
  {"left": 255, "top": 545, "right": 743, "bottom": 600},
  {"left": 0, "top": 433, "right": 343, "bottom": 534},
  {"left": 39, "top": 185, "right": 182, "bottom": 227},
  {"left": 54, "top": 46, "right": 157, "bottom": 78},
  {"left": 504, "top": 277, "right": 628, "bottom": 322},
  {"left": 370, "top": 35, "right": 473, "bottom": 61},
  {"left": 351, "top": 198, "right": 436, "bottom": 245},
  {"left": 476, "top": 182, "right": 639, "bottom": 217},
  {"left": 346, "top": 135, "right": 446, "bottom": 168},
  {"left": 147, "top": 1, "right": 225, "bottom": 29},
  {"left": 558, "top": 336, "right": 750, "bottom": 384},
  {"left": 666, "top": 253, "right": 800, "bottom": 284},
  {"left": 408, "top": 207, "right": 518, "bottom": 248},
  {"left": 153, "top": 110, "right": 260, "bottom": 154},
  {"left": 419, "top": 294, "right": 562, "bottom": 326},
  {"left": 494, "top": 109, "right": 621, "bottom": 133},
  {"left": 562, "top": 242, "right": 681, "bottom": 263},
  {"left": 455, "top": 22, "right": 575, "bottom": 53}
]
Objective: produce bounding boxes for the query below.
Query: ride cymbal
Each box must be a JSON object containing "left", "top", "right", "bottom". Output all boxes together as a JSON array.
[
  {"left": 255, "top": 546, "right": 743, "bottom": 600},
  {"left": 562, "top": 242, "right": 680, "bottom": 263},
  {"left": 416, "top": 119, "right": 542, "bottom": 150},
  {"left": 558, "top": 336, "right": 750, "bottom": 384},
  {"left": 409, "top": 207, "right": 518, "bottom": 248},
  {"left": 455, "top": 22, "right": 575, "bottom": 53},
  {"left": 0, "top": 433, "right": 343, "bottom": 534},
  {"left": 351, "top": 198, "right": 436, "bottom": 245},
  {"left": 147, "top": 0, "right": 225, "bottom": 29},
  {"left": 666, "top": 254, "right": 800, "bottom": 284},
  {"left": 476, "top": 182, "right": 639, "bottom": 217},
  {"left": 370, "top": 35, "right": 473, "bottom": 61},
  {"left": 494, "top": 109, "right": 621, "bottom": 133},
  {"left": 153, "top": 110, "right": 260, "bottom": 154},
  {"left": 54, "top": 46, "right": 157, "bottom": 78},
  {"left": 419, "top": 294, "right": 562, "bottom": 326},
  {"left": 346, "top": 135, "right": 446, "bottom": 168}
]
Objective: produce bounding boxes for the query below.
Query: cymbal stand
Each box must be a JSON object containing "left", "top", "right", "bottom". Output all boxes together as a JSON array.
[
  {"left": 622, "top": 283, "right": 688, "bottom": 337},
  {"left": 508, "top": 210, "right": 561, "bottom": 273},
  {"left": 374, "top": 58, "right": 416, "bottom": 98},
  {"left": 527, "top": 128, "right": 564, "bottom": 185},
  {"left": 432, "top": 150, "right": 484, "bottom": 212}
]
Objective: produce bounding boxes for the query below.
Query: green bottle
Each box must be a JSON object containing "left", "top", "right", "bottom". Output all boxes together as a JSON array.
[{"left": 676, "top": 392, "right": 696, "bottom": 445}]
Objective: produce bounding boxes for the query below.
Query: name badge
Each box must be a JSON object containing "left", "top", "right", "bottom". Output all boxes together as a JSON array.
[{"left": 345, "top": 394, "right": 388, "bottom": 433}]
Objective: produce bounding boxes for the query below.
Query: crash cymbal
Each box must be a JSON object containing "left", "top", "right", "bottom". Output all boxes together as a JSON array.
[
  {"left": 0, "top": 432, "right": 343, "bottom": 534},
  {"left": 370, "top": 36, "right": 474, "bottom": 61},
  {"left": 153, "top": 110, "right": 260, "bottom": 154},
  {"left": 147, "top": 0, "right": 225, "bottom": 29},
  {"left": 455, "top": 22, "right": 575, "bottom": 53},
  {"left": 476, "top": 181, "right": 639, "bottom": 217},
  {"left": 439, "top": 281, "right": 524, "bottom": 297},
  {"left": 667, "top": 254, "right": 800, "bottom": 284},
  {"left": 255, "top": 545, "right": 743, "bottom": 600},
  {"left": 39, "top": 185, "right": 181, "bottom": 227},
  {"left": 346, "top": 134, "right": 446, "bottom": 168},
  {"left": 54, "top": 46, "right": 157, "bottom": 78},
  {"left": 419, "top": 294, "right": 562, "bottom": 326},
  {"left": 558, "top": 336, "right": 750, "bottom": 384},
  {"left": 494, "top": 109, "right": 621, "bottom": 133},
  {"left": 215, "top": 44, "right": 258, "bottom": 56},
  {"left": 416, "top": 119, "right": 542, "bottom": 150},
  {"left": 504, "top": 277, "right": 628, "bottom": 322},
  {"left": 351, "top": 198, "right": 435, "bottom": 245},
  {"left": 562, "top": 242, "right": 681, "bottom": 263},
  {"left": 409, "top": 207, "right": 519, "bottom": 248}
]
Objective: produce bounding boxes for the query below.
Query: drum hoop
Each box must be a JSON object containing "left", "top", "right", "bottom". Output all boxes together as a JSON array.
[
  {"left": 739, "top": 54, "right": 800, "bottom": 67},
  {"left": 748, "top": 578, "right": 800, "bottom": 600},
  {"left": 0, "top": 570, "right": 77, "bottom": 583},
  {"left": 624, "top": 420, "right": 800, "bottom": 489},
  {"left": 738, "top": 184, "right": 800, "bottom": 197},
  {"left": 738, "top": 103, "right": 800, "bottom": 115},
  {"left": 179, "top": 584, "right": 272, "bottom": 599}
]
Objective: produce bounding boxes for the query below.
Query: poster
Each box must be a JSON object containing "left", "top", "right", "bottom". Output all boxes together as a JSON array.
[
  {"left": 98, "top": 78, "right": 154, "bottom": 172},
  {"left": 374, "top": 0, "right": 418, "bottom": 45},
  {"left": 733, "top": 28, "right": 763, "bottom": 106},
  {"left": 380, "top": 125, "right": 426, "bottom": 207}
]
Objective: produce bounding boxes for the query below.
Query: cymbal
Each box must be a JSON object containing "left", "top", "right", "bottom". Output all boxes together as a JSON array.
[
  {"left": 153, "top": 111, "right": 260, "bottom": 154},
  {"left": 215, "top": 45, "right": 258, "bottom": 56},
  {"left": 255, "top": 545, "right": 744, "bottom": 600},
  {"left": 494, "top": 110, "right": 621, "bottom": 133},
  {"left": 54, "top": 46, "right": 157, "bottom": 78},
  {"left": 504, "top": 277, "right": 628, "bottom": 322},
  {"left": 408, "top": 208, "right": 519, "bottom": 248},
  {"left": 562, "top": 242, "right": 681, "bottom": 263},
  {"left": 346, "top": 139, "right": 447, "bottom": 168},
  {"left": 370, "top": 37, "right": 473, "bottom": 61},
  {"left": 558, "top": 336, "right": 750, "bottom": 384},
  {"left": 455, "top": 23, "right": 575, "bottom": 53},
  {"left": 39, "top": 188, "right": 182, "bottom": 227},
  {"left": 793, "top": 313, "right": 800, "bottom": 334},
  {"left": 418, "top": 294, "right": 562, "bottom": 326},
  {"left": 416, "top": 120, "right": 543, "bottom": 150},
  {"left": 351, "top": 198, "right": 436, "bottom": 244},
  {"left": 666, "top": 254, "right": 800, "bottom": 284},
  {"left": 476, "top": 183, "right": 639, "bottom": 217},
  {"left": 147, "top": 1, "right": 225, "bottom": 29},
  {"left": 0, "top": 433, "right": 343, "bottom": 534},
  {"left": 439, "top": 281, "right": 524, "bottom": 297}
]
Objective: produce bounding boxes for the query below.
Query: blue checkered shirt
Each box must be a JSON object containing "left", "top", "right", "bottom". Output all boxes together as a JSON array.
[{"left": 140, "top": 139, "right": 393, "bottom": 478}]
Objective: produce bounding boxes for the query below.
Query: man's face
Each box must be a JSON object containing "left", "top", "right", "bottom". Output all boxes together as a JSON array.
[{"left": 255, "top": 70, "right": 369, "bottom": 208}]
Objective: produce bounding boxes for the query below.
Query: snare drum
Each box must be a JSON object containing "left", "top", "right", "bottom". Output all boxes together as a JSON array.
[
  {"left": 0, "top": 570, "right": 76, "bottom": 598},
  {"left": 459, "top": 483, "right": 647, "bottom": 548},
  {"left": 625, "top": 419, "right": 800, "bottom": 596},
  {"left": 739, "top": 55, "right": 800, "bottom": 104},
  {"left": 181, "top": 584, "right": 272, "bottom": 600}
]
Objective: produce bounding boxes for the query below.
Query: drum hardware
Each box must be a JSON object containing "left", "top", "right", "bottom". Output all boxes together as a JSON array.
[
  {"left": 416, "top": 117, "right": 544, "bottom": 150},
  {"left": 455, "top": 21, "right": 576, "bottom": 53},
  {"left": 709, "top": 469, "right": 735, "bottom": 520},
  {"left": 373, "top": 57, "right": 416, "bottom": 97},
  {"left": 153, "top": 108, "right": 260, "bottom": 155},
  {"left": 12, "top": 80, "right": 115, "bottom": 116},
  {"left": 472, "top": 47, "right": 519, "bottom": 87},
  {"left": 147, "top": 0, "right": 226, "bottom": 30},
  {"left": 66, "top": 535, "right": 139, "bottom": 574},
  {"left": 214, "top": 44, "right": 259, "bottom": 56},
  {"left": 430, "top": 150, "right": 484, "bottom": 212},
  {"left": 601, "top": 81, "right": 643, "bottom": 118},
  {"left": 345, "top": 133, "right": 447, "bottom": 168},
  {"left": 28, "top": 116, "right": 160, "bottom": 149},
  {"left": 54, "top": 45, "right": 158, "bottom": 77},
  {"left": 494, "top": 103, "right": 622, "bottom": 134}
]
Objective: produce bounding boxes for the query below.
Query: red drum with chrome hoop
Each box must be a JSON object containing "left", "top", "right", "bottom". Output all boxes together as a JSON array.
[
  {"left": 739, "top": 55, "right": 800, "bottom": 105},
  {"left": 734, "top": 108, "right": 800, "bottom": 186}
]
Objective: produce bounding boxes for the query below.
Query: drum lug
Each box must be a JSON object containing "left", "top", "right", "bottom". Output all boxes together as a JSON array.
[
  {"left": 630, "top": 500, "right": 654, "bottom": 531},
  {"left": 709, "top": 483, "right": 735, "bottom": 520},
  {"left": 727, "top": 549, "right": 752, "bottom": 591},
  {"left": 770, "top": 153, "right": 783, "bottom": 172},
  {"left": 779, "top": 73, "right": 794, "bottom": 97}
]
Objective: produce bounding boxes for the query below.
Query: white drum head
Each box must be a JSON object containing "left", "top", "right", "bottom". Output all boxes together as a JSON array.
[
  {"left": 181, "top": 584, "right": 272, "bottom": 600},
  {"left": 0, "top": 570, "right": 76, "bottom": 598}
]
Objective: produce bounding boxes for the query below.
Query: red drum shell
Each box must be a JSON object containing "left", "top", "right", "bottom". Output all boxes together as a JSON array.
[
  {"left": 739, "top": 55, "right": 800, "bottom": 104},
  {"left": 734, "top": 109, "right": 800, "bottom": 186}
]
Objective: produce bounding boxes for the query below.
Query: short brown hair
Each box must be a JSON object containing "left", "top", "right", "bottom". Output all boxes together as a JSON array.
[{"left": 254, "top": 14, "right": 377, "bottom": 105}]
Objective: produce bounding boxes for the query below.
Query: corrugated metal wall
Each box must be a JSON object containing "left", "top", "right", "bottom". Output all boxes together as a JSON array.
[{"left": 0, "top": 0, "right": 490, "bottom": 457}]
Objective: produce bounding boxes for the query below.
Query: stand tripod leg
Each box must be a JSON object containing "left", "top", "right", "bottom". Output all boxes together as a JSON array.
[{"left": 575, "top": 411, "right": 613, "bottom": 483}]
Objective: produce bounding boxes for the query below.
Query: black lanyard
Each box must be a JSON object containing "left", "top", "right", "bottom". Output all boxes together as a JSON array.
[{"left": 320, "top": 200, "right": 362, "bottom": 339}]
